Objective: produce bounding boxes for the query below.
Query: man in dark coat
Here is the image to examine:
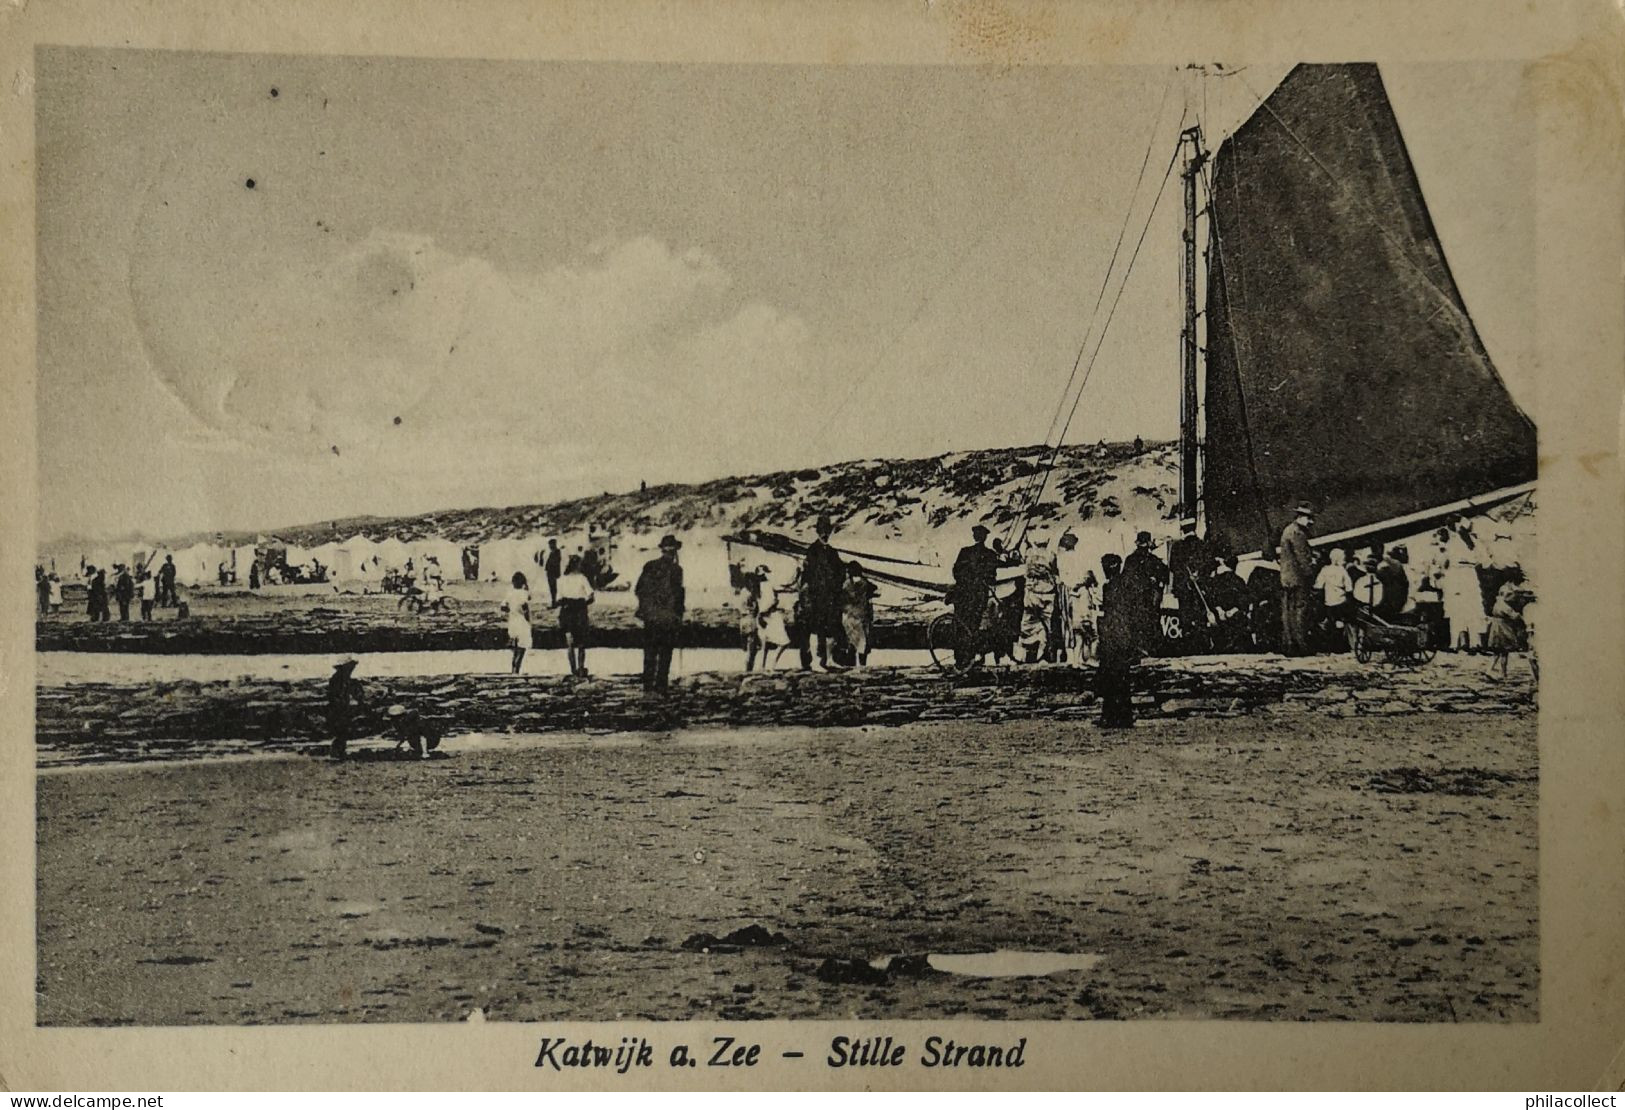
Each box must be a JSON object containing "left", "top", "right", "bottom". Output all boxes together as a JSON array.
[
  {"left": 86, "top": 566, "right": 110, "bottom": 622},
  {"left": 1121, "top": 531, "right": 1169, "bottom": 655},
  {"left": 326, "top": 658, "right": 367, "bottom": 760},
  {"left": 113, "top": 564, "right": 135, "bottom": 622},
  {"left": 1167, "top": 519, "right": 1209, "bottom": 654},
  {"left": 1096, "top": 553, "right": 1137, "bottom": 728},
  {"left": 1278, "top": 502, "right": 1316, "bottom": 655},
  {"left": 798, "top": 515, "right": 847, "bottom": 671},
  {"left": 951, "top": 524, "right": 1000, "bottom": 668},
  {"left": 635, "top": 535, "right": 685, "bottom": 693},
  {"left": 36, "top": 567, "right": 50, "bottom": 617},
  {"left": 158, "top": 555, "right": 178, "bottom": 607},
  {"left": 1376, "top": 545, "right": 1411, "bottom": 621},
  {"left": 544, "top": 539, "right": 562, "bottom": 604},
  {"left": 580, "top": 542, "right": 602, "bottom": 591},
  {"left": 1206, "top": 556, "right": 1249, "bottom": 653},
  {"left": 1247, "top": 547, "right": 1282, "bottom": 651}
]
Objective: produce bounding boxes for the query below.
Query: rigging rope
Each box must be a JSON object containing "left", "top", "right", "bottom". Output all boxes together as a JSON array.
[
  {"left": 1002, "top": 75, "right": 1179, "bottom": 538},
  {"left": 811, "top": 164, "right": 1040, "bottom": 441},
  {"left": 1008, "top": 129, "right": 1187, "bottom": 551}
]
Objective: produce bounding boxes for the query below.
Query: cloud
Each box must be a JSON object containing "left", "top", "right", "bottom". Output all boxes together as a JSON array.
[
  {"left": 132, "top": 229, "right": 756, "bottom": 438},
  {"left": 128, "top": 228, "right": 821, "bottom": 512}
]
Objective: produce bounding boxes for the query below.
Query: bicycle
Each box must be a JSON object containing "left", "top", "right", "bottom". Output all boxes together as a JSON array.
[
  {"left": 927, "top": 587, "right": 1010, "bottom": 674},
  {"left": 397, "top": 588, "right": 458, "bottom": 616}
]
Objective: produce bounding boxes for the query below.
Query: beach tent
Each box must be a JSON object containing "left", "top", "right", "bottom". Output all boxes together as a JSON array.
[
  {"left": 372, "top": 537, "right": 413, "bottom": 571},
  {"left": 476, "top": 536, "right": 545, "bottom": 585},
  {"left": 175, "top": 541, "right": 226, "bottom": 585},
  {"left": 229, "top": 544, "right": 257, "bottom": 579},
  {"left": 327, "top": 535, "right": 382, "bottom": 582},
  {"left": 414, "top": 538, "right": 464, "bottom": 579},
  {"left": 306, "top": 541, "right": 348, "bottom": 579}
]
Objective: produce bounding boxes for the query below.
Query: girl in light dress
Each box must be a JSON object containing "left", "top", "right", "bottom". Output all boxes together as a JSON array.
[
  {"left": 1484, "top": 575, "right": 1529, "bottom": 681},
  {"left": 555, "top": 555, "right": 596, "bottom": 678},
  {"left": 840, "top": 562, "right": 880, "bottom": 667},
  {"left": 505, "top": 572, "right": 532, "bottom": 674},
  {"left": 755, "top": 570, "right": 796, "bottom": 672},
  {"left": 1440, "top": 523, "right": 1487, "bottom": 652}
]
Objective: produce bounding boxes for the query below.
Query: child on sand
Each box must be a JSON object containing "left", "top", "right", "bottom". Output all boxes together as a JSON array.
[
  {"left": 556, "top": 555, "right": 595, "bottom": 677},
  {"left": 1485, "top": 577, "right": 1527, "bottom": 681},
  {"left": 755, "top": 575, "right": 795, "bottom": 672},
  {"left": 840, "top": 562, "right": 879, "bottom": 667},
  {"left": 505, "top": 572, "right": 532, "bottom": 674}
]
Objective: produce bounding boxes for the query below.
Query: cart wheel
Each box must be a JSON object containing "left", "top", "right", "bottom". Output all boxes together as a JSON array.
[
  {"left": 435, "top": 597, "right": 458, "bottom": 615},
  {"left": 398, "top": 594, "right": 422, "bottom": 614},
  {"left": 1353, "top": 630, "right": 1372, "bottom": 664},
  {"left": 927, "top": 613, "right": 976, "bottom": 674},
  {"left": 1413, "top": 643, "right": 1436, "bottom": 665}
]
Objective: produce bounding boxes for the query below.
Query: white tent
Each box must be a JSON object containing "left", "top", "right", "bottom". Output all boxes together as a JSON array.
[
  {"left": 413, "top": 538, "right": 464, "bottom": 580},
  {"left": 306, "top": 541, "right": 347, "bottom": 580},
  {"left": 345, "top": 536, "right": 384, "bottom": 581},
  {"left": 372, "top": 537, "right": 413, "bottom": 572},
  {"left": 178, "top": 547, "right": 220, "bottom": 588},
  {"left": 477, "top": 536, "right": 545, "bottom": 585},
  {"left": 229, "top": 545, "right": 257, "bottom": 580}
]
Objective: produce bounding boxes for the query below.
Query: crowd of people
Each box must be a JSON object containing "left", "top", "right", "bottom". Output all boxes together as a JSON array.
[
  {"left": 44, "top": 555, "right": 186, "bottom": 622},
  {"left": 938, "top": 505, "right": 1534, "bottom": 669},
  {"left": 730, "top": 515, "right": 881, "bottom": 675}
]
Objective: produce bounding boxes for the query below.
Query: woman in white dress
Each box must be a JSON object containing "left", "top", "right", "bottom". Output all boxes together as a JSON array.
[
  {"left": 504, "top": 572, "right": 533, "bottom": 674},
  {"left": 756, "top": 576, "right": 794, "bottom": 671},
  {"left": 1441, "top": 524, "right": 1486, "bottom": 652}
]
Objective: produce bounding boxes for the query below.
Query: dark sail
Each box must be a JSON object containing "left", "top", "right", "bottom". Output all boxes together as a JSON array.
[{"left": 1201, "top": 63, "right": 1536, "bottom": 557}]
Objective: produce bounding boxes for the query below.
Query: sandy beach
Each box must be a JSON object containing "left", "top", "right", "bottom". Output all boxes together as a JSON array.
[{"left": 36, "top": 708, "right": 1537, "bottom": 1025}]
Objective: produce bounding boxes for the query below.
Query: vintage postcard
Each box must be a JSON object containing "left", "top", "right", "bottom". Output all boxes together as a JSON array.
[{"left": 1, "top": 0, "right": 1622, "bottom": 1092}]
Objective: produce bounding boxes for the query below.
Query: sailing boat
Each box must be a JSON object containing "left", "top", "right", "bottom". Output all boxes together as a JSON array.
[
  {"left": 730, "top": 63, "right": 1536, "bottom": 601},
  {"left": 1191, "top": 63, "right": 1536, "bottom": 558}
]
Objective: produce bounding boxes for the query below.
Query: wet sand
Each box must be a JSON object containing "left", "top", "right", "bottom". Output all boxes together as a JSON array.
[{"left": 36, "top": 711, "right": 1537, "bottom": 1024}]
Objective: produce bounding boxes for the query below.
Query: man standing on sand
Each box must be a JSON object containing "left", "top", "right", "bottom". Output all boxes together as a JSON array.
[
  {"left": 86, "top": 566, "right": 109, "bottom": 622},
  {"left": 1278, "top": 501, "right": 1316, "bottom": 656},
  {"left": 1121, "top": 531, "right": 1170, "bottom": 655},
  {"left": 951, "top": 524, "right": 1000, "bottom": 668},
  {"left": 1096, "top": 553, "right": 1137, "bottom": 728},
  {"left": 1167, "top": 519, "right": 1208, "bottom": 655},
  {"left": 158, "top": 555, "right": 178, "bottom": 608},
  {"left": 798, "top": 515, "right": 847, "bottom": 672},
  {"left": 113, "top": 564, "right": 135, "bottom": 622},
  {"left": 544, "top": 539, "right": 562, "bottom": 605},
  {"left": 138, "top": 568, "right": 157, "bottom": 621},
  {"left": 326, "top": 658, "right": 367, "bottom": 760},
  {"left": 635, "top": 535, "right": 685, "bottom": 694}
]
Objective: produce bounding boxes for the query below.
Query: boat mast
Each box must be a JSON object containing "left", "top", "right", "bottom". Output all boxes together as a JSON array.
[{"left": 1177, "top": 124, "right": 1208, "bottom": 527}]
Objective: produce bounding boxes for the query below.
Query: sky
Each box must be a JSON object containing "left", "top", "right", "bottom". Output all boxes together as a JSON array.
[{"left": 36, "top": 50, "right": 1535, "bottom": 543}]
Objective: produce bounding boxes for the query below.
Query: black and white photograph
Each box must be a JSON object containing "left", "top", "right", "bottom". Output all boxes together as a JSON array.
[{"left": 6, "top": 1, "right": 1623, "bottom": 1091}]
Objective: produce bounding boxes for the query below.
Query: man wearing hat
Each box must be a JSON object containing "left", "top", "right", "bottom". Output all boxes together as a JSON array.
[
  {"left": 1376, "top": 544, "right": 1411, "bottom": 621},
  {"left": 1095, "top": 552, "right": 1137, "bottom": 728},
  {"left": 1278, "top": 501, "right": 1317, "bottom": 655},
  {"left": 1121, "top": 530, "right": 1170, "bottom": 654},
  {"left": 326, "top": 658, "right": 366, "bottom": 760},
  {"left": 797, "top": 514, "right": 847, "bottom": 672},
  {"left": 1167, "top": 518, "right": 1210, "bottom": 655},
  {"left": 113, "top": 563, "right": 135, "bottom": 622},
  {"left": 951, "top": 524, "right": 1000, "bottom": 667},
  {"left": 635, "top": 535, "right": 686, "bottom": 693}
]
